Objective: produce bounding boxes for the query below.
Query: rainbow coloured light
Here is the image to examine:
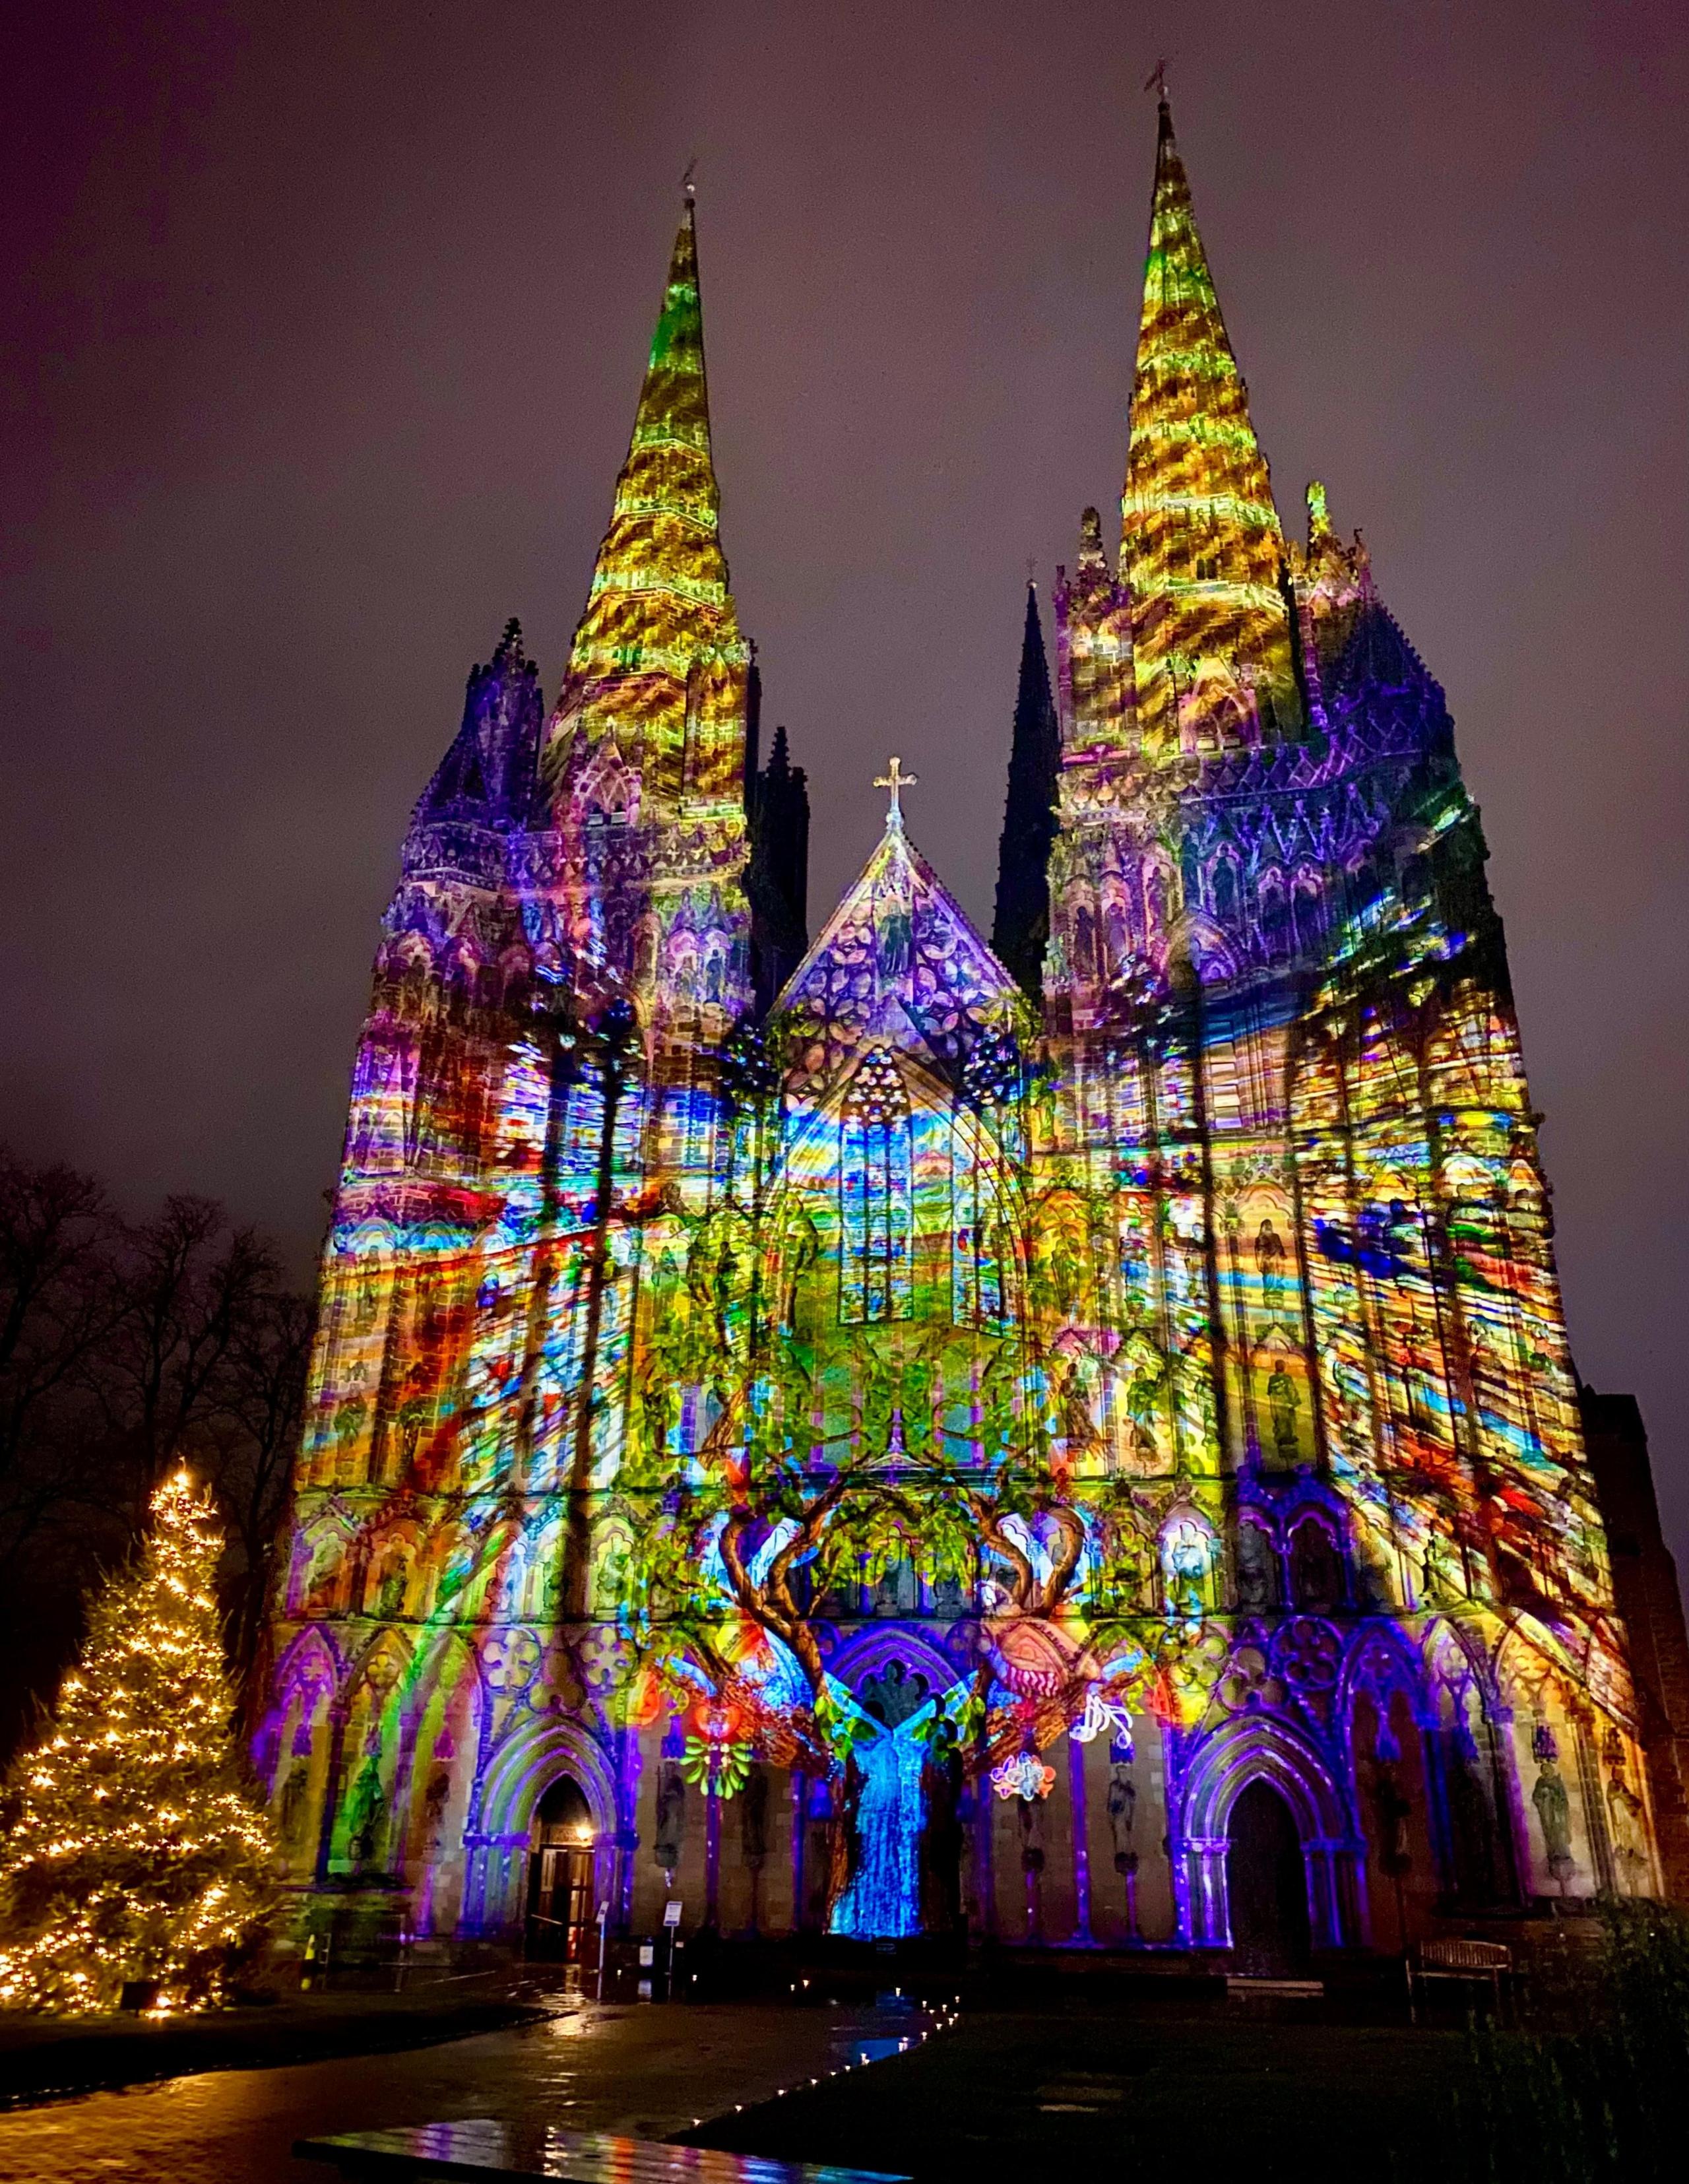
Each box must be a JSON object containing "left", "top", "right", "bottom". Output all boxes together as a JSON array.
[{"left": 257, "top": 117, "right": 1661, "bottom": 1962}]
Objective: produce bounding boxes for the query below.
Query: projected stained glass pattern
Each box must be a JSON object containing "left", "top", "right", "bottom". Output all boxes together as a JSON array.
[{"left": 257, "top": 108, "right": 1662, "bottom": 1956}]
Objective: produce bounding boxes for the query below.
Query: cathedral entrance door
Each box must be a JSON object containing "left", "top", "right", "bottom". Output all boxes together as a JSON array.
[
  {"left": 526, "top": 1775, "right": 595, "bottom": 1962},
  {"left": 1226, "top": 1780, "right": 1311, "bottom": 1976}
]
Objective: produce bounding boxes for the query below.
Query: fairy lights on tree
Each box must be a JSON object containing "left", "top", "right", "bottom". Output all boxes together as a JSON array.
[{"left": 0, "top": 1472, "right": 277, "bottom": 2013}]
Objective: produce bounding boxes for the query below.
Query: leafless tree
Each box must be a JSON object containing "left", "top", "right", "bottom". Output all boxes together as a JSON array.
[{"left": 0, "top": 1147, "right": 312, "bottom": 1754}]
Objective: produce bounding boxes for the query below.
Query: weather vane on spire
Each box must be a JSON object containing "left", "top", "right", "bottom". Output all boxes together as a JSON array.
[
  {"left": 1144, "top": 58, "right": 1170, "bottom": 101},
  {"left": 682, "top": 154, "right": 698, "bottom": 201},
  {"left": 874, "top": 755, "right": 918, "bottom": 827}
]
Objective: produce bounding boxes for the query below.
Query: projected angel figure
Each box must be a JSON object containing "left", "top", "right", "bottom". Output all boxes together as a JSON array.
[{"left": 829, "top": 1673, "right": 939, "bottom": 1940}]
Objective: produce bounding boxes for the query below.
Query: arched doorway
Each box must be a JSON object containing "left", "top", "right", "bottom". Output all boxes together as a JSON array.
[
  {"left": 1227, "top": 1780, "right": 1311, "bottom": 1975},
  {"left": 526, "top": 1776, "right": 595, "bottom": 1962}
]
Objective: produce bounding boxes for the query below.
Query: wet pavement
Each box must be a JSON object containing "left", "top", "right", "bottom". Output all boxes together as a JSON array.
[
  {"left": 0, "top": 1993, "right": 930, "bottom": 2184},
  {"left": 691, "top": 2001, "right": 1468, "bottom": 2184}
]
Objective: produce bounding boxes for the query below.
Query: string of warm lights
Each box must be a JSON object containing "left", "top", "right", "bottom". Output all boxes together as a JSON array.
[{"left": 0, "top": 1471, "right": 278, "bottom": 2014}]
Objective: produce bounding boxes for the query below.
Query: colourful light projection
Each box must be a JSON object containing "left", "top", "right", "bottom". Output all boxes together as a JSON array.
[
  {"left": 1128, "top": 98, "right": 1302, "bottom": 762},
  {"left": 544, "top": 196, "right": 749, "bottom": 818},
  {"left": 257, "top": 115, "right": 1663, "bottom": 1961}
]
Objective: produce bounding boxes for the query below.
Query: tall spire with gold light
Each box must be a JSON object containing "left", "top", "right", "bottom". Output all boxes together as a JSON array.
[
  {"left": 1123, "top": 95, "right": 1295, "bottom": 755},
  {"left": 544, "top": 191, "right": 748, "bottom": 810}
]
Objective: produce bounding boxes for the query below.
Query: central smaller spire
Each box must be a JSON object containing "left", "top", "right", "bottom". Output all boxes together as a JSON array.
[{"left": 992, "top": 583, "right": 1060, "bottom": 998}]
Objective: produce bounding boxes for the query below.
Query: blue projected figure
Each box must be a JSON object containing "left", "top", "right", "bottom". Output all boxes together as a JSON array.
[{"left": 829, "top": 1675, "right": 935, "bottom": 1939}]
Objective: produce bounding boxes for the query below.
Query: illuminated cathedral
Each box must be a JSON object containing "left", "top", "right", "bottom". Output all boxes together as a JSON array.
[{"left": 259, "top": 101, "right": 1684, "bottom": 1969}]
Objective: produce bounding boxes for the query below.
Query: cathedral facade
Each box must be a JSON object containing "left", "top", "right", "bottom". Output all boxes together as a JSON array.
[{"left": 258, "top": 103, "right": 1676, "bottom": 1967}]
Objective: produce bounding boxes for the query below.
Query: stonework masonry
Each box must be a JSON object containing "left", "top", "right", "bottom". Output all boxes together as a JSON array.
[{"left": 257, "top": 112, "right": 1683, "bottom": 1970}]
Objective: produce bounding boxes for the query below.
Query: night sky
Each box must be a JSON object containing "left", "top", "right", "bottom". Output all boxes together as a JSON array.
[{"left": 3, "top": 4, "right": 1685, "bottom": 1557}]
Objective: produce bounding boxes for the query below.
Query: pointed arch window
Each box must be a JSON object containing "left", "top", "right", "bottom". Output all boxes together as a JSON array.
[
  {"left": 841, "top": 1050, "right": 912, "bottom": 1324},
  {"left": 951, "top": 1117, "right": 1012, "bottom": 1330}
]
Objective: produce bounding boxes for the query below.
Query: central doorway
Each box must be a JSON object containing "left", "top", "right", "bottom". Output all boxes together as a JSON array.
[
  {"left": 1227, "top": 1779, "right": 1312, "bottom": 1975},
  {"left": 526, "top": 1775, "right": 594, "bottom": 1962}
]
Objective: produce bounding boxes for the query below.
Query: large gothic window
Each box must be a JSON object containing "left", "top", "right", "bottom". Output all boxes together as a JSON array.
[{"left": 840, "top": 1050, "right": 912, "bottom": 1324}]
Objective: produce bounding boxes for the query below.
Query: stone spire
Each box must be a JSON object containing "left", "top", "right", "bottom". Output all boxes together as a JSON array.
[
  {"left": 746, "top": 721, "right": 811, "bottom": 1014},
  {"left": 542, "top": 196, "right": 749, "bottom": 810},
  {"left": 1123, "top": 97, "right": 1294, "bottom": 755},
  {"left": 992, "top": 584, "right": 1060, "bottom": 998}
]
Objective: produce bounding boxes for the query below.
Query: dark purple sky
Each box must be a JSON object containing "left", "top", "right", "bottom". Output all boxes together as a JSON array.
[{"left": 3, "top": 1, "right": 1686, "bottom": 1555}]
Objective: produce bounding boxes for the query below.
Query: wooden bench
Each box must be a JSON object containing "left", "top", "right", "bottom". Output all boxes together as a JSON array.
[
  {"left": 1407, "top": 1938, "right": 1512, "bottom": 2020},
  {"left": 295, "top": 2121, "right": 912, "bottom": 2184}
]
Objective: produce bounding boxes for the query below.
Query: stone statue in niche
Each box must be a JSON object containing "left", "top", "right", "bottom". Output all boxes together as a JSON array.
[
  {"left": 396, "top": 1392, "right": 429, "bottom": 1469},
  {"left": 1059, "top": 1353, "right": 1103, "bottom": 1463},
  {"left": 1290, "top": 1518, "right": 1343, "bottom": 1612},
  {"left": 333, "top": 1397, "right": 367, "bottom": 1468},
  {"left": 1362, "top": 1741, "right": 1415, "bottom": 1947},
  {"left": 1352, "top": 1537, "right": 1393, "bottom": 1612},
  {"left": 653, "top": 1758, "right": 686, "bottom": 1881},
  {"left": 1422, "top": 1529, "right": 1459, "bottom": 1606},
  {"left": 1017, "top": 1793, "right": 1046, "bottom": 1873},
  {"left": 1017, "top": 1787, "right": 1048, "bottom": 1944},
  {"left": 1447, "top": 1724, "right": 1500, "bottom": 1904},
  {"left": 1106, "top": 1759, "right": 1137, "bottom": 1874},
  {"left": 740, "top": 1761, "right": 770, "bottom": 1936},
  {"left": 278, "top": 1759, "right": 311, "bottom": 1851},
  {"left": 875, "top": 891, "right": 912, "bottom": 984},
  {"left": 1254, "top": 1218, "right": 1289, "bottom": 1309},
  {"left": 931, "top": 1573, "right": 967, "bottom": 1617},
  {"left": 344, "top": 1752, "right": 387, "bottom": 1871},
  {"left": 740, "top": 1763, "right": 769, "bottom": 1869},
  {"left": 422, "top": 1766, "right": 452, "bottom": 1862},
  {"left": 1603, "top": 1729, "right": 1650, "bottom": 1893},
  {"left": 1266, "top": 1363, "right": 1301, "bottom": 1467},
  {"left": 1234, "top": 1524, "right": 1277, "bottom": 1610},
  {"left": 1531, "top": 1747, "right": 1576, "bottom": 1893},
  {"left": 1104, "top": 1735, "right": 1143, "bottom": 1941},
  {"left": 872, "top": 1559, "right": 920, "bottom": 1617},
  {"left": 1161, "top": 1518, "right": 1213, "bottom": 1622},
  {"left": 1372, "top": 1761, "right": 1412, "bottom": 1871}
]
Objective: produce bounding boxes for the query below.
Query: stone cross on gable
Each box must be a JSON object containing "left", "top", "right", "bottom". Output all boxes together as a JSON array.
[{"left": 874, "top": 755, "right": 918, "bottom": 827}]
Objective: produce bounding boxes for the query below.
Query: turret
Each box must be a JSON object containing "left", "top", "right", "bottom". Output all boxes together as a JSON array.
[{"left": 406, "top": 619, "right": 543, "bottom": 863}]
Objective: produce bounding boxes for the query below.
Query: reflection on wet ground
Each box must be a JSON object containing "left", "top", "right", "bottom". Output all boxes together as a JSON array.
[{"left": 0, "top": 1995, "right": 929, "bottom": 2184}]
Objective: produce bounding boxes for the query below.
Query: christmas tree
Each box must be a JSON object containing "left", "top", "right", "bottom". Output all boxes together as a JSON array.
[{"left": 0, "top": 1472, "right": 278, "bottom": 2012}]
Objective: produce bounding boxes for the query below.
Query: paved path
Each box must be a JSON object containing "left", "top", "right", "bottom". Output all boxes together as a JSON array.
[
  {"left": 691, "top": 1999, "right": 1468, "bottom": 2184},
  {"left": 0, "top": 1997, "right": 924, "bottom": 2184}
]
